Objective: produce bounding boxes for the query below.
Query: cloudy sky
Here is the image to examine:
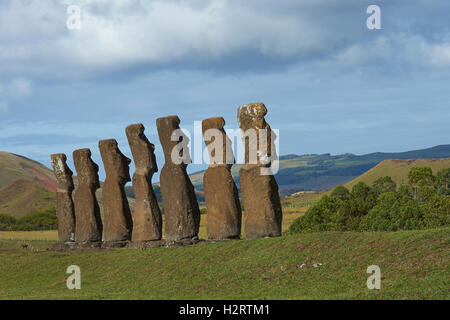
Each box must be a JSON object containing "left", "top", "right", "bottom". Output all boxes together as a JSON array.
[{"left": 0, "top": 0, "right": 449, "bottom": 180}]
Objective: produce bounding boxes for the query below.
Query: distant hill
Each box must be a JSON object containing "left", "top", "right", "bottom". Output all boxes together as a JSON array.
[
  {"left": 0, "top": 151, "right": 56, "bottom": 191},
  {"left": 0, "top": 152, "right": 57, "bottom": 217},
  {"left": 0, "top": 151, "right": 135, "bottom": 218},
  {"left": 2, "top": 144, "right": 449, "bottom": 216},
  {"left": 344, "top": 158, "right": 450, "bottom": 190},
  {"left": 179, "top": 144, "right": 450, "bottom": 196}
]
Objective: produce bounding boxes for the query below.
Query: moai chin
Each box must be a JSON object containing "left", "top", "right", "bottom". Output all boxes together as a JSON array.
[
  {"left": 237, "top": 102, "right": 283, "bottom": 239},
  {"left": 202, "top": 117, "right": 242, "bottom": 239},
  {"left": 99, "top": 139, "right": 133, "bottom": 242},
  {"left": 50, "top": 153, "right": 75, "bottom": 243},
  {"left": 73, "top": 148, "right": 103, "bottom": 242},
  {"left": 126, "top": 123, "right": 162, "bottom": 242},
  {"left": 156, "top": 115, "right": 201, "bottom": 241}
]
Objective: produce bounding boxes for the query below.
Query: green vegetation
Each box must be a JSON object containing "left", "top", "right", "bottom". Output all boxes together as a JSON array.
[
  {"left": 0, "top": 227, "right": 448, "bottom": 299},
  {"left": 290, "top": 167, "right": 450, "bottom": 234},
  {"left": 344, "top": 158, "right": 450, "bottom": 191},
  {"left": 0, "top": 207, "right": 57, "bottom": 231}
]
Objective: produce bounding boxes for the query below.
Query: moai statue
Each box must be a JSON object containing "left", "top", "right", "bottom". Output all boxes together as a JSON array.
[
  {"left": 202, "top": 117, "right": 242, "bottom": 239},
  {"left": 73, "top": 148, "right": 103, "bottom": 242},
  {"left": 156, "top": 115, "right": 201, "bottom": 241},
  {"left": 99, "top": 139, "right": 133, "bottom": 242},
  {"left": 237, "top": 102, "right": 283, "bottom": 239},
  {"left": 126, "top": 123, "right": 162, "bottom": 242},
  {"left": 50, "top": 153, "right": 75, "bottom": 243}
]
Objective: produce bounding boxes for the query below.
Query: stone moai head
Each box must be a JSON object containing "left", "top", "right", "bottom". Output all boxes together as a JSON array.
[
  {"left": 99, "top": 139, "right": 132, "bottom": 185},
  {"left": 156, "top": 115, "right": 191, "bottom": 167},
  {"left": 237, "top": 102, "right": 275, "bottom": 166},
  {"left": 125, "top": 123, "right": 157, "bottom": 175},
  {"left": 50, "top": 153, "right": 74, "bottom": 191},
  {"left": 202, "top": 117, "right": 234, "bottom": 167},
  {"left": 73, "top": 148, "right": 100, "bottom": 189}
]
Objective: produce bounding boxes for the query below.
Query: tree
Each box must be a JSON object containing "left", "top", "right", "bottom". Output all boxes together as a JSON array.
[
  {"left": 436, "top": 168, "right": 450, "bottom": 195},
  {"left": 408, "top": 166, "right": 435, "bottom": 199},
  {"left": 372, "top": 176, "right": 396, "bottom": 198},
  {"left": 331, "top": 185, "right": 351, "bottom": 201}
]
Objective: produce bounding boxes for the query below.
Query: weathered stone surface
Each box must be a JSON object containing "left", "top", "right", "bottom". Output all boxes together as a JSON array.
[
  {"left": 50, "top": 153, "right": 75, "bottom": 242},
  {"left": 99, "top": 139, "right": 133, "bottom": 242},
  {"left": 126, "top": 123, "right": 162, "bottom": 241},
  {"left": 73, "top": 148, "right": 103, "bottom": 242},
  {"left": 156, "top": 115, "right": 201, "bottom": 241},
  {"left": 237, "top": 102, "right": 282, "bottom": 239},
  {"left": 239, "top": 166, "right": 282, "bottom": 238},
  {"left": 202, "top": 117, "right": 241, "bottom": 239}
]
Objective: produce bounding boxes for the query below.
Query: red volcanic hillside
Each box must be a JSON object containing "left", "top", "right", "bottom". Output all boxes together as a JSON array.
[{"left": 0, "top": 151, "right": 56, "bottom": 218}]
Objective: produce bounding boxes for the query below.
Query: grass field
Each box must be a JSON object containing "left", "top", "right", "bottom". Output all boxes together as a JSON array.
[
  {"left": 0, "top": 226, "right": 448, "bottom": 299},
  {"left": 0, "top": 212, "right": 303, "bottom": 241}
]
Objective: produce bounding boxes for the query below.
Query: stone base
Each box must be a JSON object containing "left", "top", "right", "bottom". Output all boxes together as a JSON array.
[
  {"left": 102, "top": 241, "right": 129, "bottom": 249},
  {"left": 50, "top": 237, "right": 243, "bottom": 252},
  {"left": 52, "top": 241, "right": 102, "bottom": 251}
]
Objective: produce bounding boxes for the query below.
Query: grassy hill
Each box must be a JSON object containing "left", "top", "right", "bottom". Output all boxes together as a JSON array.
[
  {"left": 178, "top": 144, "right": 450, "bottom": 196},
  {"left": 0, "top": 151, "right": 56, "bottom": 191},
  {"left": 2, "top": 144, "right": 449, "bottom": 216},
  {"left": 344, "top": 158, "right": 450, "bottom": 190},
  {"left": 0, "top": 179, "right": 55, "bottom": 218},
  {"left": 0, "top": 227, "right": 448, "bottom": 299},
  {"left": 0, "top": 152, "right": 57, "bottom": 217},
  {"left": 0, "top": 151, "right": 135, "bottom": 217}
]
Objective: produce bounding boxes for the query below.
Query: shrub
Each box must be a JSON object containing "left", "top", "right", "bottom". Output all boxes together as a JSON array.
[
  {"left": 289, "top": 195, "right": 342, "bottom": 233},
  {"left": 290, "top": 166, "right": 449, "bottom": 234}
]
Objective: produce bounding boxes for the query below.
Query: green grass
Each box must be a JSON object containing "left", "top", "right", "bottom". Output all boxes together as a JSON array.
[{"left": 0, "top": 227, "right": 448, "bottom": 299}]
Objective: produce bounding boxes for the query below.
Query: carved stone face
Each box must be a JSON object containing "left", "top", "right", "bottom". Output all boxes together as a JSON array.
[
  {"left": 125, "top": 123, "right": 158, "bottom": 174},
  {"left": 99, "top": 139, "right": 131, "bottom": 184},
  {"left": 202, "top": 117, "right": 235, "bottom": 166},
  {"left": 156, "top": 115, "right": 191, "bottom": 167},
  {"left": 73, "top": 148, "right": 100, "bottom": 189},
  {"left": 51, "top": 153, "right": 74, "bottom": 191}
]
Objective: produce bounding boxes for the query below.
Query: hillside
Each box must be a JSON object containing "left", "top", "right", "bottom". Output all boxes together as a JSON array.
[
  {"left": 344, "top": 158, "right": 450, "bottom": 190},
  {"left": 0, "top": 151, "right": 56, "bottom": 191},
  {"left": 0, "top": 152, "right": 57, "bottom": 217},
  {"left": 0, "top": 151, "right": 135, "bottom": 217},
  {"left": 180, "top": 144, "right": 450, "bottom": 196},
  {"left": 0, "top": 227, "right": 448, "bottom": 299},
  {"left": 2, "top": 144, "right": 449, "bottom": 216},
  {"left": 0, "top": 179, "right": 55, "bottom": 218}
]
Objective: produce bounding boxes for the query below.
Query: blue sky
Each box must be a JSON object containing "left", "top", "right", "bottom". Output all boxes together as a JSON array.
[{"left": 0, "top": 0, "right": 449, "bottom": 181}]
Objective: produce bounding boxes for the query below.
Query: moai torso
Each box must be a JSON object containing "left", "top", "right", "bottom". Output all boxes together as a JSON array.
[
  {"left": 99, "top": 139, "right": 133, "bottom": 242},
  {"left": 50, "top": 153, "right": 75, "bottom": 242},
  {"left": 237, "top": 102, "right": 282, "bottom": 239},
  {"left": 126, "top": 123, "right": 162, "bottom": 242},
  {"left": 156, "top": 115, "right": 200, "bottom": 241},
  {"left": 73, "top": 148, "right": 103, "bottom": 242},
  {"left": 202, "top": 117, "right": 241, "bottom": 239}
]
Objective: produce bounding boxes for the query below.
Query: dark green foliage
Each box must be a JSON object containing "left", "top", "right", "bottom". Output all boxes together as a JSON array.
[
  {"left": 330, "top": 185, "right": 350, "bottom": 201},
  {"left": 372, "top": 176, "right": 396, "bottom": 197},
  {"left": 436, "top": 168, "right": 450, "bottom": 195},
  {"left": 0, "top": 207, "right": 57, "bottom": 231},
  {"left": 289, "top": 166, "right": 449, "bottom": 234},
  {"left": 289, "top": 195, "right": 343, "bottom": 233}
]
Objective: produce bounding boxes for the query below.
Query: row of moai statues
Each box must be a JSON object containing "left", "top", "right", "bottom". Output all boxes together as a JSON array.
[{"left": 51, "top": 102, "right": 282, "bottom": 244}]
